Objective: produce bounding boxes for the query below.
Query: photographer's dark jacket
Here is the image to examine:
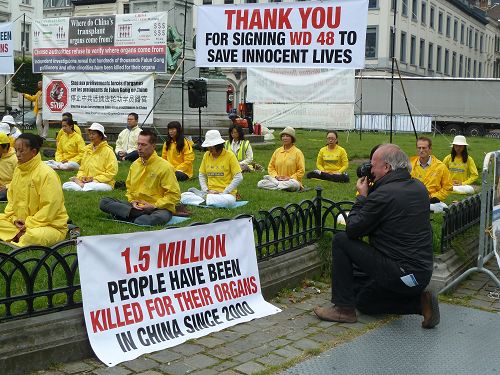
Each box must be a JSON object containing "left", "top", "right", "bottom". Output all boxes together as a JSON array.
[{"left": 346, "top": 169, "right": 433, "bottom": 273}]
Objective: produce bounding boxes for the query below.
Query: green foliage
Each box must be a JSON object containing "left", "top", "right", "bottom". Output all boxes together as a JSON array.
[{"left": 11, "top": 57, "right": 42, "bottom": 95}]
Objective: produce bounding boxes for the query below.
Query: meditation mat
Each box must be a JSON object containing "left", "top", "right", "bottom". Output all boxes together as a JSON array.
[
  {"left": 102, "top": 216, "right": 191, "bottom": 227},
  {"left": 197, "top": 200, "right": 249, "bottom": 209}
]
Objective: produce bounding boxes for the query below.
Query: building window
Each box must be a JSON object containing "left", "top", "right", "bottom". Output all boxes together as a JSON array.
[
  {"left": 467, "top": 58, "right": 471, "bottom": 77},
  {"left": 474, "top": 31, "right": 478, "bottom": 50},
  {"left": 428, "top": 43, "right": 433, "bottom": 70},
  {"left": 453, "top": 19, "right": 458, "bottom": 41},
  {"left": 459, "top": 54, "right": 463, "bottom": 76},
  {"left": 446, "top": 15, "right": 451, "bottom": 37},
  {"left": 224, "top": 0, "right": 234, "bottom": 3},
  {"left": 452, "top": 52, "right": 456, "bottom": 76},
  {"left": 419, "top": 39, "right": 425, "bottom": 68},
  {"left": 389, "top": 29, "right": 395, "bottom": 58},
  {"left": 421, "top": 2, "right": 426, "bottom": 25},
  {"left": 430, "top": 6, "right": 435, "bottom": 29},
  {"left": 402, "top": 0, "right": 408, "bottom": 17},
  {"left": 400, "top": 31, "right": 407, "bottom": 63},
  {"left": 366, "top": 27, "right": 377, "bottom": 59},
  {"left": 478, "top": 62, "right": 482, "bottom": 77},
  {"left": 22, "top": 0, "right": 31, "bottom": 4},
  {"left": 412, "top": 0, "right": 418, "bottom": 21},
  {"left": 123, "top": 3, "right": 129, "bottom": 13},
  {"left": 203, "top": 0, "right": 212, "bottom": 4},
  {"left": 473, "top": 60, "right": 476, "bottom": 77},
  {"left": 368, "top": 0, "right": 378, "bottom": 8},
  {"left": 391, "top": 0, "right": 396, "bottom": 11},
  {"left": 469, "top": 28, "right": 473, "bottom": 48},
  {"left": 436, "top": 45, "right": 442, "bottom": 72},
  {"left": 246, "top": 0, "right": 257, "bottom": 2},
  {"left": 410, "top": 35, "right": 416, "bottom": 65},
  {"left": 480, "top": 34, "right": 484, "bottom": 53},
  {"left": 444, "top": 49, "right": 449, "bottom": 75},
  {"left": 438, "top": 11, "right": 443, "bottom": 34}
]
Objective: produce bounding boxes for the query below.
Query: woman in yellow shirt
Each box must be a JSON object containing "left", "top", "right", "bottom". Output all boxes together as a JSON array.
[
  {"left": 442, "top": 135, "right": 478, "bottom": 194},
  {"left": 306, "top": 130, "right": 349, "bottom": 183},
  {"left": 257, "top": 126, "right": 305, "bottom": 192},
  {"left": 161, "top": 121, "right": 195, "bottom": 181},
  {"left": 46, "top": 118, "right": 85, "bottom": 171},
  {"left": 62, "top": 123, "right": 118, "bottom": 192},
  {"left": 181, "top": 130, "right": 242, "bottom": 208}
]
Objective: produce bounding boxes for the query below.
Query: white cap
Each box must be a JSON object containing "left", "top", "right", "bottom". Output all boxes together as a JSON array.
[
  {"left": 202, "top": 130, "right": 225, "bottom": 147},
  {"left": 1, "top": 115, "right": 16, "bottom": 125},
  {"left": 88, "top": 122, "right": 107, "bottom": 138},
  {"left": 451, "top": 135, "right": 468, "bottom": 146},
  {"left": 0, "top": 122, "right": 10, "bottom": 135}
]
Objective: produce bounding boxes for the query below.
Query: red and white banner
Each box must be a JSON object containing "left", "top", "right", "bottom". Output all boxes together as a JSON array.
[
  {"left": 196, "top": 0, "right": 368, "bottom": 68},
  {"left": 42, "top": 73, "right": 154, "bottom": 124},
  {"left": 33, "top": 12, "right": 168, "bottom": 73},
  {"left": 77, "top": 218, "right": 280, "bottom": 366},
  {"left": 0, "top": 22, "right": 14, "bottom": 74}
]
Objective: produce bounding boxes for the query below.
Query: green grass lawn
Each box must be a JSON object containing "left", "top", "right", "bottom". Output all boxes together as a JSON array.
[{"left": 0, "top": 129, "right": 496, "bottom": 241}]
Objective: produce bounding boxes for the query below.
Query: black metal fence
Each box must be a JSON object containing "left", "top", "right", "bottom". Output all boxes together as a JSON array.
[
  {"left": 0, "top": 188, "right": 480, "bottom": 322},
  {"left": 439, "top": 194, "right": 481, "bottom": 253}
]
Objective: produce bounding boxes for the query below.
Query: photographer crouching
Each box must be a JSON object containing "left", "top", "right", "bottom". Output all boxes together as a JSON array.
[{"left": 314, "top": 144, "right": 440, "bottom": 329}]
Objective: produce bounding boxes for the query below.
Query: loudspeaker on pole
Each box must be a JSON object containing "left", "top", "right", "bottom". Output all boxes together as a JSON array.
[{"left": 188, "top": 79, "right": 207, "bottom": 108}]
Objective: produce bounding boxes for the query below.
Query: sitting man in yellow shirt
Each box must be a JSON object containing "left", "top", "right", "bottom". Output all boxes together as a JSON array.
[
  {"left": 410, "top": 137, "right": 453, "bottom": 209},
  {"left": 100, "top": 130, "right": 181, "bottom": 226},
  {"left": 0, "top": 133, "right": 17, "bottom": 201}
]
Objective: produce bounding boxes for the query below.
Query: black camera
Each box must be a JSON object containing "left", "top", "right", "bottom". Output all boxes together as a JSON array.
[{"left": 356, "top": 162, "right": 373, "bottom": 179}]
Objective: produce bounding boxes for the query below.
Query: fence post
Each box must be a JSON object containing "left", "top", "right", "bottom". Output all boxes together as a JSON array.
[{"left": 315, "top": 187, "right": 323, "bottom": 238}]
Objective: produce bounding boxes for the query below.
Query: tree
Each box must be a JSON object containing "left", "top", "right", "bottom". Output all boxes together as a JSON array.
[{"left": 11, "top": 57, "right": 42, "bottom": 95}]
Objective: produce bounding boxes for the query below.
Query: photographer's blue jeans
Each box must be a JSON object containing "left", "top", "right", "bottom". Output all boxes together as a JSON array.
[{"left": 331, "top": 232, "right": 431, "bottom": 315}]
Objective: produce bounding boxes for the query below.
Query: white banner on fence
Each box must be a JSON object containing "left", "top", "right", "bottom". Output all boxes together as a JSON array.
[
  {"left": 33, "top": 12, "right": 168, "bottom": 73},
  {"left": 0, "top": 22, "right": 14, "bottom": 74},
  {"left": 42, "top": 73, "right": 154, "bottom": 123},
  {"left": 493, "top": 151, "right": 500, "bottom": 267},
  {"left": 77, "top": 218, "right": 280, "bottom": 367},
  {"left": 254, "top": 103, "right": 354, "bottom": 130},
  {"left": 196, "top": 0, "right": 368, "bottom": 68},
  {"left": 355, "top": 114, "right": 432, "bottom": 133},
  {"left": 247, "top": 68, "right": 354, "bottom": 103}
]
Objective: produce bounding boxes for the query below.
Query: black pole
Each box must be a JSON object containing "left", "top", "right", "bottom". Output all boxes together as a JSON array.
[
  {"left": 198, "top": 106, "right": 202, "bottom": 147},
  {"left": 181, "top": 0, "right": 187, "bottom": 129},
  {"left": 22, "top": 13, "right": 26, "bottom": 126},
  {"left": 394, "top": 59, "right": 418, "bottom": 141},
  {"left": 359, "top": 70, "right": 363, "bottom": 141},
  {"left": 390, "top": 1, "right": 397, "bottom": 143}
]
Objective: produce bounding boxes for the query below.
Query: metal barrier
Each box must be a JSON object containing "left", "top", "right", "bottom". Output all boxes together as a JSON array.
[
  {"left": 439, "top": 194, "right": 481, "bottom": 253},
  {"left": 440, "top": 151, "right": 500, "bottom": 294}
]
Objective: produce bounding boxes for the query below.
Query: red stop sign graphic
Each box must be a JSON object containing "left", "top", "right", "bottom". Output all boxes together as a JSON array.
[{"left": 45, "top": 80, "right": 68, "bottom": 113}]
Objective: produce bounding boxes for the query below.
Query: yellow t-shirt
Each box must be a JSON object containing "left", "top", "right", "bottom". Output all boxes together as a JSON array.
[
  {"left": 316, "top": 145, "right": 349, "bottom": 173},
  {"left": 55, "top": 131, "right": 86, "bottom": 163},
  {"left": 442, "top": 154, "right": 478, "bottom": 186},
  {"left": 268, "top": 145, "right": 305, "bottom": 183},
  {"left": 161, "top": 139, "right": 195, "bottom": 178},
  {"left": 199, "top": 149, "right": 242, "bottom": 195}
]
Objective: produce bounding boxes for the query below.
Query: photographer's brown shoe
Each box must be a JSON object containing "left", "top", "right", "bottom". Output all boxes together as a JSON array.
[
  {"left": 421, "top": 291, "right": 440, "bottom": 329},
  {"left": 314, "top": 305, "right": 357, "bottom": 323}
]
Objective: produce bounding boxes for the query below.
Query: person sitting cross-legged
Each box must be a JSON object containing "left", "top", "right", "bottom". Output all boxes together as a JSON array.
[
  {"left": 161, "top": 121, "right": 195, "bottom": 181},
  {"left": 100, "top": 130, "right": 181, "bottom": 226},
  {"left": 442, "top": 135, "right": 478, "bottom": 195},
  {"left": 0, "top": 134, "right": 68, "bottom": 247},
  {"left": 306, "top": 130, "right": 349, "bottom": 183},
  {"left": 257, "top": 126, "right": 305, "bottom": 192},
  {"left": 45, "top": 118, "right": 85, "bottom": 171},
  {"left": 62, "top": 123, "right": 118, "bottom": 192},
  {"left": 0, "top": 133, "right": 17, "bottom": 201},
  {"left": 181, "top": 130, "right": 243, "bottom": 208}
]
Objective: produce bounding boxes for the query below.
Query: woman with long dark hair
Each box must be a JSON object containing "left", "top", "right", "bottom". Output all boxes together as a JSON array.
[
  {"left": 306, "top": 130, "right": 349, "bottom": 183},
  {"left": 224, "top": 124, "right": 254, "bottom": 172},
  {"left": 442, "top": 135, "right": 478, "bottom": 194},
  {"left": 161, "top": 121, "right": 195, "bottom": 181}
]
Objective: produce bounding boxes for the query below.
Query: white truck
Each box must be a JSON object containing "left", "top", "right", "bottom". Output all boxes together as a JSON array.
[{"left": 355, "top": 76, "right": 500, "bottom": 136}]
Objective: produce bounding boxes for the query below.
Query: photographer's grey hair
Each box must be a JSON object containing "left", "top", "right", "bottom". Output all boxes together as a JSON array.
[{"left": 380, "top": 144, "right": 411, "bottom": 172}]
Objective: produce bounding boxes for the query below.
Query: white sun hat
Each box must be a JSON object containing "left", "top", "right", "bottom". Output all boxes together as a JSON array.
[
  {"left": 202, "top": 130, "right": 225, "bottom": 147},
  {"left": 1, "top": 115, "right": 16, "bottom": 125},
  {"left": 88, "top": 122, "right": 107, "bottom": 138},
  {"left": 0, "top": 122, "right": 10, "bottom": 135},
  {"left": 451, "top": 135, "right": 468, "bottom": 146}
]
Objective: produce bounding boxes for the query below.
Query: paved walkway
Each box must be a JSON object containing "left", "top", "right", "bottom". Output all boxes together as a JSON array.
[{"left": 33, "top": 261, "right": 500, "bottom": 375}]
